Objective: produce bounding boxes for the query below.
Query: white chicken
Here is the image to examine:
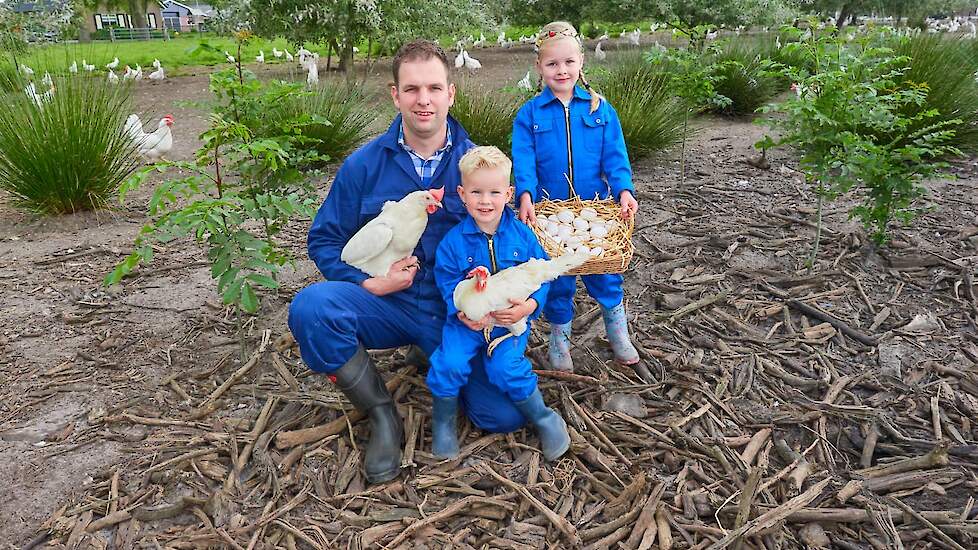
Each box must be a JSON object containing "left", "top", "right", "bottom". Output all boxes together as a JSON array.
[
  {"left": 627, "top": 28, "right": 641, "bottom": 46},
  {"left": 462, "top": 50, "right": 481, "bottom": 71},
  {"left": 21, "top": 64, "right": 34, "bottom": 77},
  {"left": 152, "top": 58, "right": 161, "bottom": 69},
  {"left": 305, "top": 58, "right": 319, "bottom": 86},
  {"left": 68, "top": 61, "right": 78, "bottom": 73},
  {"left": 256, "top": 50, "right": 265, "bottom": 63},
  {"left": 272, "top": 47, "right": 283, "bottom": 58},
  {"left": 106, "top": 57, "right": 120, "bottom": 70},
  {"left": 107, "top": 69, "right": 119, "bottom": 84},
  {"left": 149, "top": 65, "right": 165, "bottom": 81},
  {"left": 41, "top": 72, "right": 53, "bottom": 88},
  {"left": 454, "top": 48, "right": 465, "bottom": 69},
  {"left": 594, "top": 40, "right": 607, "bottom": 61},
  {"left": 24, "top": 82, "right": 55, "bottom": 108},
  {"left": 517, "top": 70, "right": 532, "bottom": 92},
  {"left": 125, "top": 114, "right": 175, "bottom": 161},
  {"left": 225, "top": 51, "right": 235, "bottom": 64},
  {"left": 497, "top": 31, "right": 506, "bottom": 46},
  {"left": 284, "top": 48, "right": 294, "bottom": 62},
  {"left": 454, "top": 253, "right": 589, "bottom": 354},
  {"left": 122, "top": 65, "right": 136, "bottom": 80},
  {"left": 82, "top": 60, "right": 95, "bottom": 72},
  {"left": 473, "top": 33, "right": 486, "bottom": 48},
  {"left": 340, "top": 188, "right": 445, "bottom": 278}
]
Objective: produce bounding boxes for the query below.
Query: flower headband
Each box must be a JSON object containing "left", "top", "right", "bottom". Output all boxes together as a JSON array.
[{"left": 535, "top": 28, "right": 583, "bottom": 49}]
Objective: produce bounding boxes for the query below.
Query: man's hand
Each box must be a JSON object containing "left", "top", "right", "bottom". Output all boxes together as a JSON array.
[
  {"left": 518, "top": 193, "right": 537, "bottom": 225},
  {"left": 619, "top": 190, "right": 639, "bottom": 219},
  {"left": 361, "top": 256, "right": 419, "bottom": 296},
  {"left": 458, "top": 311, "right": 492, "bottom": 331},
  {"left": 491, "top": 298, "right": 537, "bottom": 325}
]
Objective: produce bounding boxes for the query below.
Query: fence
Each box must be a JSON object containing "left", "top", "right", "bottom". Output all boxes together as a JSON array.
[{"left": 106, "top": 27, "right": 171, "bottom": 41}]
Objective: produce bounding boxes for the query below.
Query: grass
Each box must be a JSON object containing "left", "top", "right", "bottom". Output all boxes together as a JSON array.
[
  {"left": 0, "top": 34, "right": 308, "bottom": 91},
  {"left": 891, "top": 33, "right": 978, "bottom": 155},
  {"left": 449, "top": 85, "right": 523, "bottom": 154},
  {"left": 711, "top": 41, "right": 782, "bottom": 116},
  {"left": 0, "top": 76, "right": 140, "bottom": 215},
  {"left": 268, "top": 83, "right": 378, "bottom": 165},
  {"left": 593, "top": 55, "right": 686, "bottom": 161}
]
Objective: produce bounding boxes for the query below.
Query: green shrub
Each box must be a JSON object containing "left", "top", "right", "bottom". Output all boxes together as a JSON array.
[
  {"left": 450, "top": 85, "right": 522, "bottom": 153},
  {"left": 711, "top": 41, "right": 780, "bottom": 116},
  {"left": 892, "top": 33, "right": 978, "bottom": 155},
  {"left": 598, "top": 55, "right": 688, "bottom": 161},
  {"left": 0, "top": 76, "right": 139, "bottom": 215},
  {"left": 268, "top": 83, "right": 377, "bottom": 164}
]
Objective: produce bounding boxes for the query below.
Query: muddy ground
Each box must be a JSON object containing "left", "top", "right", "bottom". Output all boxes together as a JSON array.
[{"left": 1, "top": 38, "right": 977, "bottom": 549}]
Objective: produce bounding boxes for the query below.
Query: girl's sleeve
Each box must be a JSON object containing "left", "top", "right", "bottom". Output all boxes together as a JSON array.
[
  {"left": 525, "top": 228, "right": 550, "bottom": 320},
  {"left": 434, "top": 237, "right": 465, "bottom": 317},
  {"left": 601, "top": 103, "right": 636, "bottom": 201},
  {"left": 512, "top": 103, "right": 540, "bottom": 202}
]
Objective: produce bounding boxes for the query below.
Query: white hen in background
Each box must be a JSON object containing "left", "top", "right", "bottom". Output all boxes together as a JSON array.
[
  {"left": 125, "top": 114, "right": 175, "bottom": 161},
  {"left": 340, "top": 188, "right": 445, "bottom": 278}
]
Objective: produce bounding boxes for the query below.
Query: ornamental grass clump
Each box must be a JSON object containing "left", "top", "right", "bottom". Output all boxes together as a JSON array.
[
  {"left": 891, "top": 33, "right": 978, "bottom": 155},
  {"left": 269, "top": 83, "right": 376, "bottom": 164},
  {"left": 597, "top": 55, "right": 686, "bottom": 162},
  {"left": 0, "top": 75, "right": 139, "bottom": 215},
  {"left": 450, "top": 84, "right": 522, "bottom": 154},
  {"left": 711, "top": 41, "right": 780, "bottom": 116}
]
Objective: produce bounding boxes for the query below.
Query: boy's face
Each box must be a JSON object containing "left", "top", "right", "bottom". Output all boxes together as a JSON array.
[{"left": 457, "top": 167, "right": 513, "bottom": 229}]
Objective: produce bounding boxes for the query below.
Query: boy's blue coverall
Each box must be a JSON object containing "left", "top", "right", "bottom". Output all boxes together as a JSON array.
[
  {"left": 511, "top": 85, "right": 635, "bottom": 324},
  {"left": 288, "top": 115, "right": 527, "bottom": 432},
  {"left": 427, "top": 207, "right": 550, "bottom": 403}
]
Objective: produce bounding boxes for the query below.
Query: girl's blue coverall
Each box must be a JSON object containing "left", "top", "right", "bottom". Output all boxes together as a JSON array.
[
  {"left": 427, "top": 207, "right": 550, "bottom": 403},
  {"left": 288, "top": 115, "right": 528, "bottom": 432},
  {"left": 511, "top": 85, "right": 635, "bottom": 324}
]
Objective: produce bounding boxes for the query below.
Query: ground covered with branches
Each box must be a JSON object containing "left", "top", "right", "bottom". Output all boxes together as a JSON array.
[{"left": 2, "top": 47, "right": 978, "bottom": 549}]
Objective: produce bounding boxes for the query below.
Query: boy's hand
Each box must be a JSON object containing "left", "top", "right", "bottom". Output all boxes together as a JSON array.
[
  {"left": 518, "top": 193, "right": 537, "bottom": 225},
  {"left": 619, "top": 190, "right": 638, "bottom": 219},
  {"left": 491, "top": 298, "right": 537, "bottom": 325},
  {"left": 362, "top": 256, "right": 418, "bottom": 296},
  {"left": 458, "top": 311, "right": 492, "bottom": 331}
]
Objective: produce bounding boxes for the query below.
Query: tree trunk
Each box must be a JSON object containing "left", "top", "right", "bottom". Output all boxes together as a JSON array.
[{"left": 837, "top": 3, "right": 853, "bottom": 29}]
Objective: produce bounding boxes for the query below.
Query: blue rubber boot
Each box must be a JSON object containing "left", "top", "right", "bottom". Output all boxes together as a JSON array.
[
  {"left": 601, "top": 302, "right": 639, "bottom": 365},
  {"left": 513, "top": 389, "right": 570, "bottom": 461},
  {"left": 548, "top": 321, "right": 574, "bottom": 372},
  {"left": 430, "top": 396, "right": 460, "bottom": 459}
]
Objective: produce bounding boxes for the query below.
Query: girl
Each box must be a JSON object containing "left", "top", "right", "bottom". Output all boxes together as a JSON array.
[{"left": 512, "top": 21, "right": 640, "bottom": 372}]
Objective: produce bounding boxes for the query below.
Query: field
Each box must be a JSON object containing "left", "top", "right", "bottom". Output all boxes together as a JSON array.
[{"left": 2, "top": 38, "right": 978, "bottom": 549}]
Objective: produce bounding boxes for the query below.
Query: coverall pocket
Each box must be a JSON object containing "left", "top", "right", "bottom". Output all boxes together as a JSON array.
[{"left": 580, "top": 113, "right": 607, "bottom": 153}]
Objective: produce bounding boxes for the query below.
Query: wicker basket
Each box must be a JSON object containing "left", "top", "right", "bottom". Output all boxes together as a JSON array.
[{"left": 530, "top": 193, "right": 634, "bottom": 276}]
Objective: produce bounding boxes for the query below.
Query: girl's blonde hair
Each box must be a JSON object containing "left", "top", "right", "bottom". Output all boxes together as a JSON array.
[{"left": 535, "top": 21, "right": 602, "bottom": 113}]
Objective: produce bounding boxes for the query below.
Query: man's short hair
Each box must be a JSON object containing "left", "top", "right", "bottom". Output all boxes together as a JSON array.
[
  {"left": 392, "top": 39, "right": 452, "bottom": 87},
  {"left": 459, "top": 146, "right": 512, "bottom": 181}
]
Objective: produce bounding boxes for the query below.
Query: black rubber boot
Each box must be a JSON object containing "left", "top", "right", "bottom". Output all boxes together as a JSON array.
[
  {"left": 403, "top": 345, "right": 430, "bottom": 375},
  {"left": 331, "top": 347, "right": 403, "bottom": 484}
]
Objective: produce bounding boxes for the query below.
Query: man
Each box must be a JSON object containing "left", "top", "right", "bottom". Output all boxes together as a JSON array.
[{"left": 288, "top": 40, "right": 526, "bottom": 484}]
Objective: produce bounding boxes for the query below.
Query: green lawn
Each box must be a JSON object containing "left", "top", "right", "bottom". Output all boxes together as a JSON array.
[{"left": 1, "top": 34, "right": 318, "bottom": 89}]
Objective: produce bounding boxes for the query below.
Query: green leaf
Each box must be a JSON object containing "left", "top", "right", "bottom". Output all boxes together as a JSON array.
[{"left": 240, "top": 282, "right": 259, "bottom": 313}]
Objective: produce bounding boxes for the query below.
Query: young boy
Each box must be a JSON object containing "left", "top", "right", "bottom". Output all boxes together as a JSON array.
[{"left": 427, "top": 146, "right": 570, "bottom": 461}]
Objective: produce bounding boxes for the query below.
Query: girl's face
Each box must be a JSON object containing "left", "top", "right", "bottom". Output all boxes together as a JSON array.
[{"left": 536, "top": 38, "right": 582, "bottom": 99}]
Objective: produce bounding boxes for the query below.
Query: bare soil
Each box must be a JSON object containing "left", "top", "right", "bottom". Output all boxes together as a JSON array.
[{"left": 2, "top": 40, "right": 977, "bottom": 549}]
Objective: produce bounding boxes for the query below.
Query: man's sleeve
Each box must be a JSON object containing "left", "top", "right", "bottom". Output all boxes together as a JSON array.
[
  {"left": 434, "top": 235, "right": 465, "bottom": 317},
  {"left": 601, "top": 103, "right": 635, "bottom": 201},
  {"left": 512, "top": 103, "right": 541, "bottom": 202},
  {"left": 307, "top": 161, "right": 371, "bottom": 284}
]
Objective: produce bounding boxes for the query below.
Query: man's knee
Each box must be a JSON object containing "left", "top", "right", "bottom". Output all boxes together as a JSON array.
[{"left": 465, "top": 399, "right": 526, "bottom": 433}]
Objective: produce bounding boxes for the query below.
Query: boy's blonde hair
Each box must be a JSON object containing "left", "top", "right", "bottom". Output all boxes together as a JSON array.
[
  {"left": 535, "top": 21, "right": 602, "bottom": 114},
  {"left": 459, "top": 146, "right": 512, "bottom": 181}
]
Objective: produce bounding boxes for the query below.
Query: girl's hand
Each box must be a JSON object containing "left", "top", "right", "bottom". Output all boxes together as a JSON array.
[
  {"left": 518, "top": 193, "right": 537, "bottom": 225},
  {"left": 491, "top": 298, "right": 537, "bottom": 325},
  {"left": 619, "top": 190, "right": 638, "bottom": 219},
  {"left": 458, "top": 311, "right": 492, "bottom": 331}
]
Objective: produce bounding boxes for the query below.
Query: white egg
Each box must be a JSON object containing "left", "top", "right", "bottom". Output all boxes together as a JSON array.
[
  {"left": 556, "top": 209, "right": 575, "bottom": 224},
  {"left": 552, "top": 235, "right": 563, "bottom": 244},
  {"left": 581, "top": 207, "right": 599, "bottom": 221},
  {"left": 566, "top": 235, "right": 583, "bottom": 246},
  {"left": 577, "top": 244, "right": 592, "bottom": 255},
  {"left": 546, "top": 223, "right": 560, "bottom": 237},
  {"left": 590, "top": 225, "right": 609, "bottom": 239},
  {"left": 573, "top": 218, "right": 590, "bottom": 231},
  {"left": 605, "top": 220, "right": 619, "bottom": 231},
  {"left": 590, "top": 246, "right": 604, "bottom": 256},
  {"left": 557, "top": 225, "right": 573, "bottom": 239},
  {"left": 590, "top": 238, "right": 606, "bottom": 246}
]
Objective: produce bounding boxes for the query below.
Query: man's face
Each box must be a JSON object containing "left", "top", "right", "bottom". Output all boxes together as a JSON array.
[{"left": 391, "top": 57, "right": 455, "bottom": 141}]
